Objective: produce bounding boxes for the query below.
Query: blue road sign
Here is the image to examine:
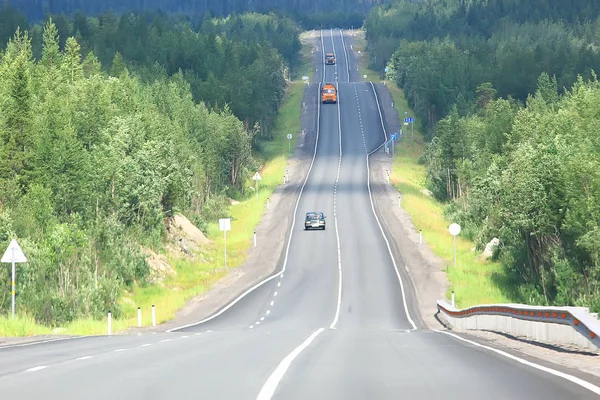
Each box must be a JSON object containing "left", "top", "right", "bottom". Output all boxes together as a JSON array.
[
  {"left": 390, "top": 133, "right": 397, "bottom": 140},
  {"left": 404, "top": 117, "right": 415, "bottom": 123}
]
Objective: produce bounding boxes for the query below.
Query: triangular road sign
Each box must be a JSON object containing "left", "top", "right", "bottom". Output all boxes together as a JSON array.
[
  {"left": 253, "top": 172, "right": 262, "bottom": 181},
  {"left": 1, "top": 239, "right": 27, "bottom": 263}
]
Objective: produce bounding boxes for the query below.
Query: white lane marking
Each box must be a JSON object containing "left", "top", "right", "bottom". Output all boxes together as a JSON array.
[
  {"left": 277, "top": 282, "right": 281, "bottom": 287},
  {"left": 26, "top": 366, "right": 47, "bottom": 372},
  {"left": 270, "top": 300, "right": 275, "bottom": 306},
  {"left": 179, "top": 335, "right": 189, "bottom": 339},
  {"left": 0, "top": 335, "right": 93, "bottom": 350},
  {"left": 266, "top": 310, "right": 271, "bottom": 315},
  {"left": 256, "top": 328, "right": 325, "bottom": 400},
  {"left": 330, "top": 28, "right": 337, "bottom": 83},
  {"left": 366, "top": 82, "right": 417, "bottom": 330},
  {"left": 76, "top": 356, "right": 93, "bottom": 361},
  {"left": 329, "top": 74, "right": 344, "bottom": 330},
  {"left": 256, "top": 321, "right": 261, "bottom": 325},
  {"left": 339, "top": 29, "right": 351, "bottom": 82},
  {"left": 167, "top": 82, "right": 324, "bottom": 332},
  {"left": 273, "top": 291, "right": 278, "bottom": 297},
  {"left": 194, "top": 333, "right": 202, "bottom": 336},
  {"left": 113, "top": 348, "right": 127, "bottom": 352},
  {"left": 249, "top": 325, "right": 254, "bottom": 329},
  {"left": 433, "top": 329, "right": 600, "bottom": 396},
  {"left": 320, "top": 30, "right": 326, "bottom": 83},
  {"left": 160, "top": 339, "right": 172, "bottom": 343},
  {"left": 141, "top": 343, "right": 152, "bottom": 347},
  {"left": 260, "top": 317, "right": 265, "bottom": 321}
]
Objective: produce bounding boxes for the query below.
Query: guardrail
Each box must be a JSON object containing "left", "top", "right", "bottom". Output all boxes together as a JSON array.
[{"left": 437, "top": 300, "right": 600, "bottom": 352}]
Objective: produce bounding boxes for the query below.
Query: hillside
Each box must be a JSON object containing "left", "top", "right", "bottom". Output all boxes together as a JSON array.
[{"left": 365, "top": 0, "right": 600, "bottom": 311}]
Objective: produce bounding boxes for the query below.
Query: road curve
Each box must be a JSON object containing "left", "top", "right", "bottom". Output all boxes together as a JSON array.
[{"left": 0, "top": 29, "right": 599, "bottom": 400}]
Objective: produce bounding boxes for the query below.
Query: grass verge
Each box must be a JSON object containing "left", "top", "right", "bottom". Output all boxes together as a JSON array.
[
  {"left": 353, "top": 30, "right": 509, "bottom": 308},
  {"left": 0, "top": 40, "right": 310, "bottom": 337}
]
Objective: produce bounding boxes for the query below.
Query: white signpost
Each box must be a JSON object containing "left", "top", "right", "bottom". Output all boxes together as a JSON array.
[
  {"left": 219, "top": 218, "right": 231, "bottom": 268},
  {"left": 448, "top": 223, "right": 461, "bottom": 268},
  {"left": 253, "top": 171, "right": 262, "bottom": 201},
  {"left": 287, "top": 133, "right": 293, "bottom": 155},
  {"left": 2, "top": 239, "right": 27, "bottom": 318}
]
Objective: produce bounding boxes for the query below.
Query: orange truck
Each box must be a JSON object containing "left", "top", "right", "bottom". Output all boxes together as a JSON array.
[{"left": 321, "top": 83, "right": 337, "bottom": 103}]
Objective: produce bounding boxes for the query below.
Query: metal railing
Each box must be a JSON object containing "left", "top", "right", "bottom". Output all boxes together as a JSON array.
[{"left": 437, "top": 300, "right": 600, "bottom": 351}]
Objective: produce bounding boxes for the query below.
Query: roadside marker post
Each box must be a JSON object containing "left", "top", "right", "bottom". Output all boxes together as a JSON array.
[
  {"left": 254, "top": 231, "right": 257, "bottom": 247},
  {"left": 449, "top": 223, "right": 461, "bottom": 268},
  {"left": 385, "top": 169, "right": 390, "bottom": 184},
  {"left": 219, "top": 218, "right": 232, "bottom": 269},
  {"left": 1, "top": 239, "right": 28, "bottom": 318},
  {"left": 287, "top": 133, "right": 293, "bottom": 155},
  {"left": 419, "top": 230, "right": 423, "bottom": 244},
  {"left": 253, "top": 172, "right": 262, "bottom": 201},
  {"left": 137, "top": 307, "right": 142, "bottom": 327},
  {"left": 451, "top": 291, "right": 455, "bottom": 307},
  {"left": 151, "top": 304, "right": 156, "bottom": 327},
  {"left": 107, "top": 311, "right": 112, "bottom": 336}
]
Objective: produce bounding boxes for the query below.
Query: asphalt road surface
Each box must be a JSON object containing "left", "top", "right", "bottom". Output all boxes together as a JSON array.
[{"left": 0, "top": 29, "right": 599, "bottom": 400}]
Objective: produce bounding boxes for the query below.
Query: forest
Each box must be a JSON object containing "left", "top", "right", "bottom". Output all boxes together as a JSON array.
[
  {"left": 4, "top": 0, "right": 384, "bottom": 28},
  {"left": 0, "top": 8, "right": 301, "bottom": 324},
  {"left": 366, "top": 0, "right": 600, "bottom": 311}
]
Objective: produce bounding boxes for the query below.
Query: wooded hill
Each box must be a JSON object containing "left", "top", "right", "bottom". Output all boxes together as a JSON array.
[
  {"left": 366, "top": 0, "right": 600, "bottom": 311},
  {"left": 0, "top": 11, "right": 300, "bottom": 325}
]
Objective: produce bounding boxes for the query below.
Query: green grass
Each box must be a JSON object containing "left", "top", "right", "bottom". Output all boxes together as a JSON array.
[
  {"left": 353, "top": 31, "right": 510, "bottom": 309},
  {"left": 0, "top": 40, "right": 310, "bottom": 337}
]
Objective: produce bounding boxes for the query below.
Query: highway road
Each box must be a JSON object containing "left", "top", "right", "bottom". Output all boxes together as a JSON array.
[{"left": 0, "top": 29, "right": 599, "bottom": 399}]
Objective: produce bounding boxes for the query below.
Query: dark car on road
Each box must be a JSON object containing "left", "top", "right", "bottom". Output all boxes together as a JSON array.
[{"left": 305, "top": 212, "right": 326, "bottom": 230}]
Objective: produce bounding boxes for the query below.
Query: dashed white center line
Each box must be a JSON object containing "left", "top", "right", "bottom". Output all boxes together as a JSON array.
[
  {"left": 266, "top": 310, "right": 271, "bottom": 315},
  {"left": 76, "top": 356, "right": 93, "bottom": 361},
  {"left": 160, "top": 339, "right": 172, "bottom": 343},
  {"left": 273, "top": 292, "right": 278, "bottom": 297},
  {"left": 114, "top": 348, "right": 127, "bottom": 352},
  {"left": 260, "top": 317, "right": 265, "bottom": 321},
  {"left": 179, "top": 335, "right": 189, "bottom": 339},
  {"left": 277, "top": 282, "right": 281, "bottom": 287},
  {"left": 141, "top": 343, "right": 152, "bottom": 347},
  {"left": 26, "top": 366, "right": 47, "bottom": 372},
  {"left": 270, "top": 300, "right": 275, "bottom": 306}
]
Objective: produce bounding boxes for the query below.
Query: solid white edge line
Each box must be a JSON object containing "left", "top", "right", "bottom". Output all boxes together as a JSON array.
[
  {"left": 432, "top": 329, "right": 600, "bottom": 396},
  {"left": 0, "top": 335, "right": 96, "bottom": 351},
  {"left": 167, "top": 61, "right": 325, "bottom": 333},
  {"left": 25, "top": 366, "right": 47, "bottom": 372},
  {"left": 320, "top": 30, "right": 325, "bottom": 83},
  {"left": 329, "top": 37, "right": 344, "bottom": 329},
  {"left": 338, "top": 29, "right": 351, "bottom": 82},
  {"left": 366, "top": 81, "right": 417, "bottom": 331},
  {"left": 256, "top": 328, "right": 325, "bottom": 400}
]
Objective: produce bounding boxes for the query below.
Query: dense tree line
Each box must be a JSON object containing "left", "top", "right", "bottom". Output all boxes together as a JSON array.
[
  {"left": 0, "top": 11, "right": 296, "bottom": 324},
  {"left": 0, "top": 6, "right": 299, "bottom": 145},
  {"left": 5, "top": 0, "right": 386, "bottom": 24},
  {"left": 366, "top": 0, "right": 600, "bottom": 310}
]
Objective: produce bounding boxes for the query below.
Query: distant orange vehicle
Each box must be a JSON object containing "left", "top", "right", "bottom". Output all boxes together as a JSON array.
[{"left": 321, "top": 83, "right": 337, "bottom": 103}]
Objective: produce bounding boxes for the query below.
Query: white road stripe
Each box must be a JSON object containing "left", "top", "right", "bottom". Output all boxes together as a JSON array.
[
  {"left": 366, "top": 82, "right": 417, "bottom": 331},
  {"left": 113, "top": 348, "right": 127, "bottom": 352},
  {"left": 433, "top": 329, "right": 600, "bottom": 396},
  {"left": 76, "top": 356, "right": 93, "bottom": 361},
  {"left": 26, "top": 366, "right": 47, "bottom": 372},
  {"left": 256, "top": 328, "right": 325, "bottom": 400}
]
